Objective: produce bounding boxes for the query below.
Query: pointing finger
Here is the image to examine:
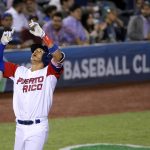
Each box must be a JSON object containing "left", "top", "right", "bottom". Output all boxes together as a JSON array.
[{"left": 11, "top": 27, "right": 15, "bottom": 34}]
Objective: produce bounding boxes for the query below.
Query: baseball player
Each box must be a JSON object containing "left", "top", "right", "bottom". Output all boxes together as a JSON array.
[{"left": 0, "top": 21, "right": 65, "bottom": 150}]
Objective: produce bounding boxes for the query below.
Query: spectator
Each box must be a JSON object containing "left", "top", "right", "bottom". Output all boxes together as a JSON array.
[
  {"left": 43, "top": 12, "right": 80, "bottom": 46},
  {"left": 0, "top": 1, "right": 6, "bottom": 14},
  {"left": 6, "top": 0, "right": 28, "bottom": 32},
  {"left": 24, "top": 0, "right": 45, "bottom": 26},
  {"left": 135, "top": 0, "right": 144, "bottom": 15},
  {"left": 63, "top": 4, "right": 89, "bottom": 45},
  {"left": 0, "top": 13, "right": 13, "bottom": 31},
  {"left": 81, "top": 11, "right": 97, "bottom": 43},
  {"left": 4, "top": 0, "right": 13, "bottom": 9},
  {"left": 60, "top": 0, "right": 74, "bottom": 18},
  {"left": 81, "top": 12, "right": 95, "bottom": 34},
  {"left": 127, "top": 0, "right": 150, "bottom": 41},
  {"left": 43, "top": 5, "right": 57, "bottom": 22},
  {"left": 97, "top": 7, "right": 126, "bottom": 43},
  {"left": 0, "top": 13, "right": 22, "bottom": 49}
]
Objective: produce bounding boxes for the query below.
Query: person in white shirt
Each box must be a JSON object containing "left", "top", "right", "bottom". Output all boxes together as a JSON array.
[{"left": 6, "top": 0, "right": 28, "bottom": 32}]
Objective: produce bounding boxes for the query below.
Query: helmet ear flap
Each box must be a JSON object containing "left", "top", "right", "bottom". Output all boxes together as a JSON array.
[{"left": 42, "top": 52, "right": 52, "bottom": 66}]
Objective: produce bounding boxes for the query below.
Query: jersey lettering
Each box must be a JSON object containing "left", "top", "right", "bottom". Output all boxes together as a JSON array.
[
  {"left": 16, "top": 76, "right": 44, "bottom": 93},
  {"left": 23, "top": 84, "right": 43, "bottom": 93},
  {"left": 17, "top": 76, "right": 44, "bottom": 84}
]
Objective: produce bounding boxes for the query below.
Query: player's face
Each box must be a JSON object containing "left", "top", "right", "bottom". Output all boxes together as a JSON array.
[{"left": 31, "top": 48, "right": 44, "bottom": 63}]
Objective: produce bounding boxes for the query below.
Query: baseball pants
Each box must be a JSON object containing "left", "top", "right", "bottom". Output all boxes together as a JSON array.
[{"left": 14, "top": 119, "right": 49, "bottom": 150}]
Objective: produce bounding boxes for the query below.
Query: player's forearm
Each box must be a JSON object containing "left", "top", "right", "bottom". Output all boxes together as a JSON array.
[
  {"left": 42, "top": 35, "right": 65, "bottom": 62},
  {"left": 42, "top": 35, "right": 54, "bottom": 48}
]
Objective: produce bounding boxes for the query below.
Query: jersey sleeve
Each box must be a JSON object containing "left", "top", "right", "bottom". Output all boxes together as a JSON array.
[
  {"left": 3, "top": 62, "right": 18, "bottom": 78},
  {"left": 47, "top": 59, "right": 64, "bottom": 79}
]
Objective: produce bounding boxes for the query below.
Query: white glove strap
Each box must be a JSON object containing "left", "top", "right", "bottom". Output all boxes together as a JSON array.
[
  {"left": 41, "top": 31, "right": 45, "bottom": 38},
  {"left": 1, "top": 40, "right": 7, "bottom": 45}
]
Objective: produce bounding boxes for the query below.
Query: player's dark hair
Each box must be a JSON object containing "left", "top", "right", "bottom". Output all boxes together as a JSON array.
[
  {"left": 31, "top": 44, "right": 49, "bottom": 53},
  {"left": 69, "top": 4, "right": 81, "bottom": 12},
  {"left": 52, "top": 12, "right": 63, "bottom": 19},
  {"left": 12, "top": 0, "right": 24, "bottom": 7}
]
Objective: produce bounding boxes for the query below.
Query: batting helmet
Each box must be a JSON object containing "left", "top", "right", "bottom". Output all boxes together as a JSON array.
[{"left": 30, "top": 44, "right": 51, "bottom": 66}]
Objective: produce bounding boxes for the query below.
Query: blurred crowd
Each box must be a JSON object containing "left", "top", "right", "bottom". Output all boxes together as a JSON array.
[{"left": 0, "top": 0, "right": 150, "bottom": 49}]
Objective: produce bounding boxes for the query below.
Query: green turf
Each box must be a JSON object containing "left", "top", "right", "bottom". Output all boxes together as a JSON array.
[
  {"left": 72, "top": 145, "right": 150, "bottom": 150},
  {"left": 0, "top": 111, "right": 150, "bottom": 150}
]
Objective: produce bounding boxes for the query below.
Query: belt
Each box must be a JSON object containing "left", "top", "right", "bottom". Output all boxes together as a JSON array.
[{"left": 17, "top": 119, "right": 40, "bottom": 125}]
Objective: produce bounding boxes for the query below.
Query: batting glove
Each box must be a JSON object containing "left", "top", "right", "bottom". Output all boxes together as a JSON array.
[
  {"left": 29, "top": 20, "right": 45, "bottom": 38},
  {"left": 1, "top": 28, "right": 14, "bottom": 45}
]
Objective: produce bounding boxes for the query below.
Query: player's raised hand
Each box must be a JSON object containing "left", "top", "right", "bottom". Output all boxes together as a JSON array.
[
  {"left": 1, "top": 28, "right": 15, "bottom": 45},
  {"left": 29, "top": 20, "right": 45, "bottom": 38}
]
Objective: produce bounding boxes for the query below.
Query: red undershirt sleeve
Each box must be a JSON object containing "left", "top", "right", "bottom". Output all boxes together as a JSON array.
[
  {"left": 3, "top": 62, "right": 18, "bottom": 78},
  {"left": 47, "top": 62, "right": 64, "bottom": 79}
]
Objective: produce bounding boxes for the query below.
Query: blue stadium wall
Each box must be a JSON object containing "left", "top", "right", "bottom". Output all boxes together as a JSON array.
[{"left": 1, "top": 41, "right": 150, "bottom": 92}]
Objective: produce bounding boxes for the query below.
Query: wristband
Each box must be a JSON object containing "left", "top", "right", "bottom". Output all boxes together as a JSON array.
[{"left": 48, "top": 44, "right": 59, "bottom": 54}]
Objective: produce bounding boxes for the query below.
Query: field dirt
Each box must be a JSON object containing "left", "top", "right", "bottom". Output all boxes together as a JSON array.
[{"left": 0, "top": 82, "right": 150, "bottom": 122}]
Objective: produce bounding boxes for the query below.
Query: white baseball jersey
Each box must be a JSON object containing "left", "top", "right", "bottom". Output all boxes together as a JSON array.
[{"left": 3, "top": 61, "right": 63, "bottom": 120}]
